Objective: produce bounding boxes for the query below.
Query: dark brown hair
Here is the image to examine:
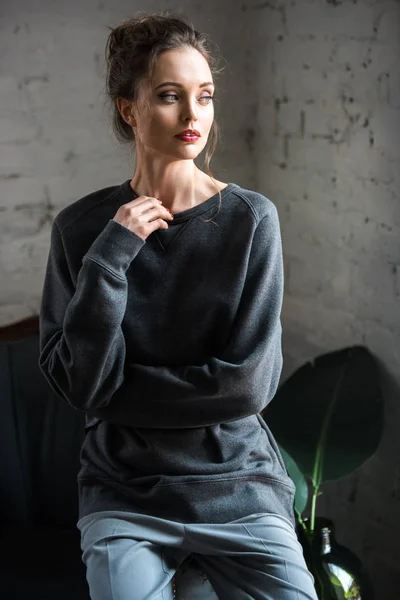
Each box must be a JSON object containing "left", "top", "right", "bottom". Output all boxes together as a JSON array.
[{"left": 103, "top": 10, "right": 225, "bottom": 222}]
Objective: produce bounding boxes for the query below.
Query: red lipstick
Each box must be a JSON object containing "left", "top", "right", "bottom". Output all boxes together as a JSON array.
[{"left": 175, "top": 129, "right": 201, "bottom": 142}]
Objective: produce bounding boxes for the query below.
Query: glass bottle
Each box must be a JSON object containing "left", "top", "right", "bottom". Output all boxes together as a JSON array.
[{"left": 299, "top": 517, "right": 375, "bottom": 600}]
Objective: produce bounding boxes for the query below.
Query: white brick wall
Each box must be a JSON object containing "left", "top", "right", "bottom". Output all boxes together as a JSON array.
[{"left": 252, "top": 0, "right": 400, "bottom": 596}]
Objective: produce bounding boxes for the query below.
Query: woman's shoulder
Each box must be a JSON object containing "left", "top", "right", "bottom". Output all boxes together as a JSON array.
[
  {"left": 54, "top": 182, "right": 122, "bottom": 235},
  {"left": 226, "top": 182, "right": 278, "bottom": 221}
]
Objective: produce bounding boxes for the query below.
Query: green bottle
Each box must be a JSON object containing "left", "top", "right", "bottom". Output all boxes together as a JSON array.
[{"left": 298, "top": 517, "right": 375, "bottom": 600}]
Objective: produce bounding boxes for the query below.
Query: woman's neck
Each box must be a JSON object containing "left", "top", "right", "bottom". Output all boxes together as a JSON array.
[{"left": 130, "top": 167, "right": 209, "bottom": 212}]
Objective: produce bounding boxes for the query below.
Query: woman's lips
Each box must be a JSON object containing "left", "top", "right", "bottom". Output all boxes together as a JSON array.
[{"left": 175, "top": 134, "right": 200, "bottom": 142}]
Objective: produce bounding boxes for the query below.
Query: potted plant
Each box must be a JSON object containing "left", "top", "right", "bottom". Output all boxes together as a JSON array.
[{"left": 261, "top": 345, "right": 384, "bottom": 600}]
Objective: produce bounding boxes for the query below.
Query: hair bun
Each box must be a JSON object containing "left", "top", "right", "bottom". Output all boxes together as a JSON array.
[{"left": 106, "top": 19, "right": 139, "bottom": 61}]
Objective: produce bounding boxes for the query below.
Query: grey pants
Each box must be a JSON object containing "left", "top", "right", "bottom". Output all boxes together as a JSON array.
[{"left": 77, "top": 510, "right": 318, "bottom": 600}]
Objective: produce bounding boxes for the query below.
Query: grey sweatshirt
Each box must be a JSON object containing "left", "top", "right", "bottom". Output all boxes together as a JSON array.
[{"left": 38, "top": 178, "right": 296, "bottom": 525}]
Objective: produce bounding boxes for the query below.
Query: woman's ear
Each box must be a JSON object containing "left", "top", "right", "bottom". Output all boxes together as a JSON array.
[{"left": 116, "top": 98, "right": 136, "bottom": 127}]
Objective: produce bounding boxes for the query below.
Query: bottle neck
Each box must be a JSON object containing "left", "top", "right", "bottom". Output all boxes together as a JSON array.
[{"left": 321, "top": 527, "right": 332, "bottom": 555}]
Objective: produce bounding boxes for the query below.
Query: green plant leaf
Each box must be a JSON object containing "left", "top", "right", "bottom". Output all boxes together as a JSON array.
[
  {"left": 262, "top": 346, "right": 383, "bottom": 483},
  {"left": 278, "top": 444, "right": 308, "bottom": 516}
]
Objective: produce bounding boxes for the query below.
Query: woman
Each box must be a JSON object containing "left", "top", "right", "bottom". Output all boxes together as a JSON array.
[{"left": 39, "top": 10, "right": 318, "bottom": 600}]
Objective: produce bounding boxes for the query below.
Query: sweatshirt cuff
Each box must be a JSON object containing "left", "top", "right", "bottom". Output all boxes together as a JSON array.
[{"left": 84, "top": 219, "right": 146, "bottom": 276}]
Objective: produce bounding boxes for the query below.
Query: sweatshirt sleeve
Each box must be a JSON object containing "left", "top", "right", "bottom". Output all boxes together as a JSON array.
[
  {"left": 87, "top": 206, "right": 284, "bottom": 429},
  {"left": 38, "top": 218, "right": 145, "bottom": 410}
]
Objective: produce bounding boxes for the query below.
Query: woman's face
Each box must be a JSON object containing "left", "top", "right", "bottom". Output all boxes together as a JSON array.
[{"left": 120, "top": 47, "right": 215, "bottom": 160}]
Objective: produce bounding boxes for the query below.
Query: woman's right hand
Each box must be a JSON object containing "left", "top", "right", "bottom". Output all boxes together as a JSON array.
[{"left": 113, "top": 195, "right": 174, "bottom": 241}]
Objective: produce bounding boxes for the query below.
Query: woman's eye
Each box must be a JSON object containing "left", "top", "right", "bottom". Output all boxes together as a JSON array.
[
  {"left": 160, "top": 94, "right": 179, "bottom": 101},
  {"left": 160, "top": 94, "right": 214, "bottom": 103}
]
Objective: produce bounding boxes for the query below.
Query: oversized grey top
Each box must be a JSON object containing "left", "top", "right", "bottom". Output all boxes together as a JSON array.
[{"left": 38, "top": 179, "right": 296, "bottom": 525}]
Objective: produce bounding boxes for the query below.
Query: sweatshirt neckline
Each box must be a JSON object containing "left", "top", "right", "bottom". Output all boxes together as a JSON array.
[{"left": 120, "top": 179, "right": 236, "bottom": 223}]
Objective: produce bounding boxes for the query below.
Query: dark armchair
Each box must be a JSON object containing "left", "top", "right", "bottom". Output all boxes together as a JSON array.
[{"left": 0, "top": 316, "right": 88, "bottom": 599}]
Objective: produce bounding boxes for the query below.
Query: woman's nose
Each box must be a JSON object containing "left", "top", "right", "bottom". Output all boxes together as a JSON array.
[{"left": 182, "top": 99, "right": 198, "bottom": 121}]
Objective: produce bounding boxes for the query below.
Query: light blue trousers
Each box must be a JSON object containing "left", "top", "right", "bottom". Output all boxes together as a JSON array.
[{"left": 77, "top": 510, "right": 318, "bottom": 600}]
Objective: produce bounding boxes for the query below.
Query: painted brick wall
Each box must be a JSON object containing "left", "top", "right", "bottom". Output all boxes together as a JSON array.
[{"left": 251, "top": 0, "right": 400, "bottom": 596}]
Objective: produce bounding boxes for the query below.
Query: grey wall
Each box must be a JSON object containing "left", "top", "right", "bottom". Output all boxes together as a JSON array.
[
  {"left": 1, "top": 0, "right": 399, "bottom": 596},
  {"left": 251, "top": 0, "right": 400, "bottom": 596}
]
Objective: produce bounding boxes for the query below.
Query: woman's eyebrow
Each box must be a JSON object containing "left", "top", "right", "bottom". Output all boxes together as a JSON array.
[{"left": 155, "top": 81, "right": 214, "bottom": 89}]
